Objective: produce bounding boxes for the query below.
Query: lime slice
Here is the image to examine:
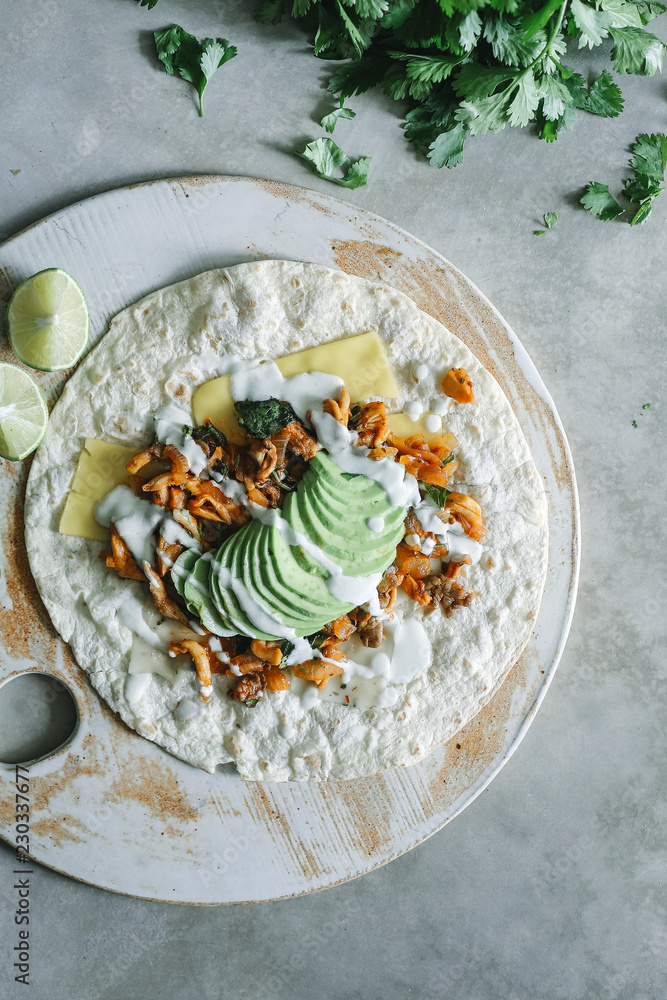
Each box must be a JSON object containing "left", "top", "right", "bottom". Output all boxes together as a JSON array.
[
  {"left": 0, "top": 363, "right": 49, "bottom": 461},
  {"left": 7, "top": 268, "right": 88, "bottom": 372}
]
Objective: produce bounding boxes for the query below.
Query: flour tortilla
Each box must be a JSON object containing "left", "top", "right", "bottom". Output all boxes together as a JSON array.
[{"left": 24, "top": 261, "right": 548, "bottom": 780}]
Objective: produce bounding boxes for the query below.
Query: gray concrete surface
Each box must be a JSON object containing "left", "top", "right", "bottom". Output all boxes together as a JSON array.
[{"left": 1, "top": 1, "right": 666, "bottom": 998}]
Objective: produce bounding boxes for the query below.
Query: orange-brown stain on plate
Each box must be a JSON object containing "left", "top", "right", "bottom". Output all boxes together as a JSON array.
[
  {"left": 245, "top": 784, "right": 328, "bottom": 879},
  {"left": 327, "top": 771, "right": 397, "bottom": 857},
  {"left": 108, "top": 759, "right": 198, "bottom": 823}
]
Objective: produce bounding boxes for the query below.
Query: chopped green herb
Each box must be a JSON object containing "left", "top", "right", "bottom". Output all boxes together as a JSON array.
[
  {"left": 441, "top": 455, "right": 456, "bottom": 466},
  {"left": 632, "top": 419, "right": 638, "bottom": 427},
  {"left": 245, "top": 698, "right": 259, "bottom": 708},
  {"left": 544, "top": 212, "right": 558, "bottom": 228},
  {"left": 341, "top": 472, "right": 360, "bottom": 480},
  {"left": 271, "top": 470, "right": 295, "bottom": 491},
  {"left": 234, "top": 398, "right": 298, "bottom": 439},
  {"left": 297, "top": 137, "right": 371, "bottom": 189},
  {"left": 643, "top": 402, "right": 651, "bottom": 409},
  {"left": 534, "top": 230, "right": 547, "bottom": 235},
  {"left": 212, "top": 458, "right": 229, "bottom": 478},
  {"left": 422, "top": 483, "right": 450, "bottom": 508},
  {"left": 191, "top": 424, "right": 227, "bottom": 449},
  {"left": 153, "top": 24, "right": 237, "bottom": 116}
]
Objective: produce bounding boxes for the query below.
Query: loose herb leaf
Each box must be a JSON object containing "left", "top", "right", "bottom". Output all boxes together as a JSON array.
[
  {"left": 422, "top": 483, "right": 450, "bottom": 507},
  {"left": 544, "top": 211, "right": 558, "bottom": 227},
  {"left": 580, "top": 181, "right": 624, "bottom": 220},
  {"left": 320, "top": 98, "right": 357, "bottom": 133},
  {"left": 584, "top": 70, "right": 625, "bottom": 116},
  {"left": 624, "top": 132, "right": 667, "bottom": 223},
  {"left": 234, "top": 398, "right": 298, "bottom": 438},
  {"left": 154, "top": 25, "right": 237, "bottom": 116},
  {"left": 428, "top": 123, "right": 466, "bottom": 168},
  {"left": 534, "top": 229, "right": 547, "bottom": 234},
  {"left": 298, "top": 137, "right": 371, "bottom": 188}
]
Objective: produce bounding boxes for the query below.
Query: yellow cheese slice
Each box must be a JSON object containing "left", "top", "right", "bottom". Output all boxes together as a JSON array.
[
  {"left": 386, "top": 413, "right": 444, "bottom": 446},
  {"left": 59, "top": 491, "right": 109, "bottom": 542},
  {"left": 70, "top": 438, "right": 138, "bottom": 501},
  {"left": 192, "top": 330, "right": 399, "bottom": 443}
]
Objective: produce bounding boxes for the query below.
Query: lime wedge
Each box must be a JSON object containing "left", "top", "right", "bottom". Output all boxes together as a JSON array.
[
  {"left": 7, "top": 268, "right": 89, "bottom": 372},
  {"left": 0, "top": 363, "right": 49, "bottom": 461}
]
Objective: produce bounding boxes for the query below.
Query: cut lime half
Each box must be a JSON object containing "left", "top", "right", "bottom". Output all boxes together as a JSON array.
[
  {"left": 0, "top": 363, "right": 49, "bottom": 461},
  {"left": 7, "top": 268, "right": 89, "bottom": 372}
]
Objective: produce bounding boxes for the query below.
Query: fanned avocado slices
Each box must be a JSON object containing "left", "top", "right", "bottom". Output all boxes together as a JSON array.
[{"left": 181, "top": 451, "right": 406, "bottom": 640}]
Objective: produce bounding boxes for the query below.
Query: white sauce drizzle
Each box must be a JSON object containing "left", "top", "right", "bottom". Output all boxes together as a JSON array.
[
  {"left": 174, "top": 698, "right": 201, "bottom": 721},
  {"left": 367, "top": 516, "right": 385, "bottom": 533},
  {"left": 424, "top": 413, "right": 441, "bottom": 434},
  {"left": 119, "top": 599, "right": 166, "bottom": 650},
  {"left": 413, "top": 363, "right": 429, "bottom": 382},
  {"left": 406, "top": 401, "right": 423, "bottom": 421},
  {"left": 431, "top": 397, "right": 448, "bottom": 416},
  {"left": 154, "top": 404, "right": 208, "bottom": 476},
  {"left": 125, "top": 673, "right": 151, "bottom": 705},
  {"left": 95, "top": 486, "right": 163, "bottom": 567},
  {"left": 279, "top": 723, "right": 295, "bottom": 740},
  {"left": 413, "top": 497, "right": 483, "bottom": 565}
]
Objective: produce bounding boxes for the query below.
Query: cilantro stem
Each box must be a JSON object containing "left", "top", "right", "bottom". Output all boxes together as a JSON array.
[{"left": 495, "top": 2, "right": 569, "bottom": 110}]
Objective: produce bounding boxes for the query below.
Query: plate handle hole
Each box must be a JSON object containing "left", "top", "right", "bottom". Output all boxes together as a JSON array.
[{"left": 0, "top": 673, "right": 79, "bottom": 765}]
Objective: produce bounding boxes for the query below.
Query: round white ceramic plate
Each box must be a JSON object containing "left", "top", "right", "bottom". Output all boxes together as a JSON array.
[{"left": 0, "top": 177, "right": 579, "bottom": 903}]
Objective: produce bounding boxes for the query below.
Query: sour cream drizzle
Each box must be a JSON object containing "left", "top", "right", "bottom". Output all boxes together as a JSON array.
[
  {"left": 413, "top": 496, "right": 483, "bottom": 564},
  {"left": 153, "top": 404, "right": 208, "bottom": 476}
]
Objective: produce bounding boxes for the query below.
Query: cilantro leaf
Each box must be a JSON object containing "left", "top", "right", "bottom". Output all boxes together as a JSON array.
[
  {"left": 580, "top": 182, "right": 624, "bottom": 219},
  {"left": 456, "top": 89, "right": 512, "bottom": 136},
  {"left": 453, "top": 64, "right": 518, "bottom": 103},
  {"left": 234, "top": 399, "right": 298, "bottom": 439},
  {"left": 320, "top": 98, "right": 356, "bottom": 133},
  {"left": 422, "top": 484, "right": 450, "bottom": 508},
  {"left": 298, "top": 137, "right": 371, "bottom": 188},
  {"left": 428, "top": 123, "right": 466, "bottom": 168},
  {"left": 570, "top": 0, "right": 613, "bottom": 48},
  {"left": 544, "top": 211, "right": 558, "bottom": 227},
  {"left": 624, "top": 132, "right": 667, "bottom": 223},
  {"left": 534, "top": 230, "right": 547, "bottom": 235},
  {"left": 609, "top": 26, "right": 665, "bottom": 74},
  {"left": 536, "top": 74, "right": 572, "bottom": 121},
  {"left": 508, "top": 71, "right": 540, "bottom": 128},
  {"left": 255, "top": 0, "right": 285, "bottom": 24},
  {"left": 630, "top": 132, "right": 667, "bottom": 180},
  {"left": 600, "top": 0, "right": 643, "bottom": 27},
  {"left": 537, "top": 105, "right": 577, "bottom": 141},
  {"left": 154, "top": 25, "right": 237, "bottom": 116},
  {"left": 584, "top": 70, "right": 625, "bottom": 116}
]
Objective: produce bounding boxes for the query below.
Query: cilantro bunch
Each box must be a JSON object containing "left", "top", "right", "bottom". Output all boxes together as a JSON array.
[{"left": 257, "top": 0, "right": 666, "bottom": 168}]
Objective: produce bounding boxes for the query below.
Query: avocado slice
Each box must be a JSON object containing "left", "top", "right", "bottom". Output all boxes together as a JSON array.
[
  {"left": 248, "top": 521, "right": 350, "bottom": 632},
  {"left": 171, "top": 549, "right": 199, "bottom": 601},
  {"left": 293, "top": 483, "right": 398, "bottom": 576},
  {"left": 183, "top": 551, "right": 236, "bottom": 636},
  {"left": 239, "top": 522, "right": 322, "bottom": 635},
  {"left": 210, "top": 526, "right": 281, "bottom": 641},
  {"left": 309, "top": 475, "right": 406, "bottom": 546}
]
